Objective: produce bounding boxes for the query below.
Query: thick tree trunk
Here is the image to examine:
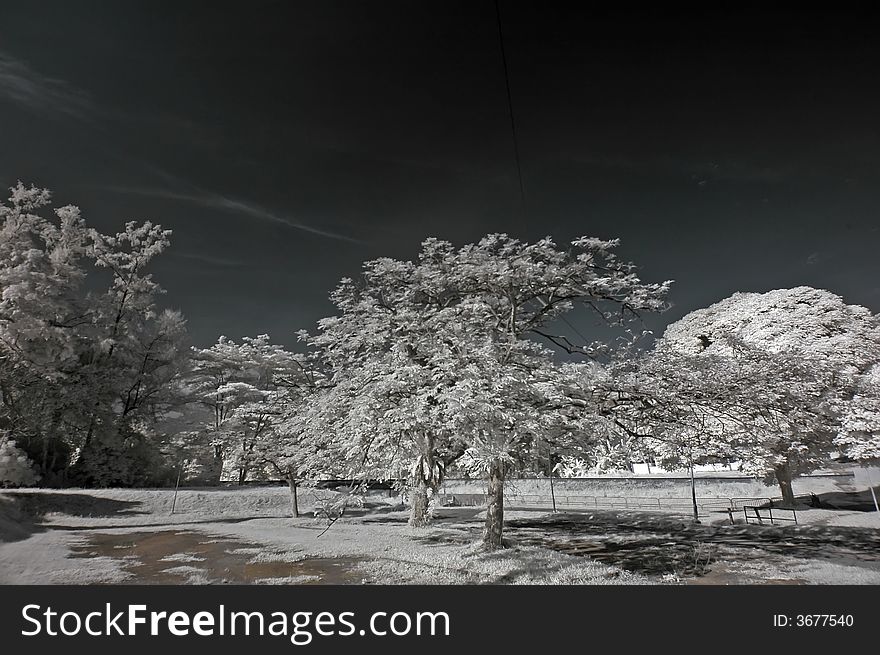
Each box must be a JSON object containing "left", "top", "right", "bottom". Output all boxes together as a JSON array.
[
  {"left": 408, "top": 435, "right": 436, "bottom": 527},
  {"left": 209, "top": 446, "right": 224, "bottom": 486},
  {"left": 409, "top": 477, "right": 430, "bottom": 527},
  {"left": 286, "top": 474, "right": 299, "bottom": 518},
  {"left": 774, "top": 463, "right": 796, "bottom": 507},
  {"left": 482, "top": 460, "right": 505, "bottom": 550}
]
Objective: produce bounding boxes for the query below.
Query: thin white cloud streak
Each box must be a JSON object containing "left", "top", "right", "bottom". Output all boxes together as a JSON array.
[
  {"left": 102, "top": 185, "right": 362, "bottom": 243},
  {"left": 0, "top": 51, "right": 93, "bottom": 121}
]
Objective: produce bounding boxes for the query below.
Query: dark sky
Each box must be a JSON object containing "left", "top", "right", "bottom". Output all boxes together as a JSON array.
[{"left": 1, "top": 2, "right": 879, "bottom": 347}]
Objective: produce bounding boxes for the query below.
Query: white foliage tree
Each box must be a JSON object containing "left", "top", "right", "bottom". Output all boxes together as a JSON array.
[
  {"left": 0, "top": 183, "right": 92, "bottom": 479},
  {"left": 70, "top": 220, "right": 190, "bottom": 486},
  {"left": 655, "top": 287, "right": 880, "bottom": 504},
  {"left": 836, "top": 364, "right": 880, "bottom": 462},
  {"left": 309, "top": 234, "right": 670, "bottom": 547},
  {"left": 188, "top": 334, "right": 316, "bottom": 489},
  {"left": 0, "top": 182, "right": 190, "bottom": 486}
]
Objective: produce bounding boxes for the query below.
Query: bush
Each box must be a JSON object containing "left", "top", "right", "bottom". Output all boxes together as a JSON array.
[{"left": 0, "top": 435, "right": 40, "bottom": 487}]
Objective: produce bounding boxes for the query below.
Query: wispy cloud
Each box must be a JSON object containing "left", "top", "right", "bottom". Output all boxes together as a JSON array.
[
  {"left": 0, "top": 53, "right": 357, "bottom": 244},
  {"left": 0, "top": 51, "right": 93, "bottom": 121},
  {"left": 102, "top": 184, "right": 362, "bottom": 243}
]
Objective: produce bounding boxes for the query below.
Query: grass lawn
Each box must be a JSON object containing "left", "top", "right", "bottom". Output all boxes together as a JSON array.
[{"left": 1, "top": 486, "right": 878, "bottom": 585}]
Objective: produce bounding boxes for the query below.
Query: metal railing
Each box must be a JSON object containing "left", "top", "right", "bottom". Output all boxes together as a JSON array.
[{"left": 742, "top": 504, "right": 798, "bottom": 525}]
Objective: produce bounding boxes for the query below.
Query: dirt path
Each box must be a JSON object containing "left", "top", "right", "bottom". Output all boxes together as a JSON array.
[{"left": 69, "top": 530, "right": 365, "bottom": 584}]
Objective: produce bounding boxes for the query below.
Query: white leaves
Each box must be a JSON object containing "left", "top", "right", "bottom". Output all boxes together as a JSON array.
[
  {"left": 835, "top": 364, "right": 880, "bottom": 461},
  {"left": 186, "top": 333, "right": 332, "bottom": 481},
  {"left": 1, "top": 182, "right": 192, "bottom": 485},
  {"left": 663, "top": 286, "right": 880, "bottom": 366},
  {"left": 6, "top": 181, "right": 51, "bottom": 212},
  {"left": 629, "top": 287, "right": 880, "bottom": 476},
  {"left": 307, "top": 232, "right": 674, "bottom": 484}
]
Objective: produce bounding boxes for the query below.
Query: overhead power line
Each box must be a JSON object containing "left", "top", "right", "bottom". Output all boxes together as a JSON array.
[{"left": 494, "top": 0, "right": 527, "bottom": 223}]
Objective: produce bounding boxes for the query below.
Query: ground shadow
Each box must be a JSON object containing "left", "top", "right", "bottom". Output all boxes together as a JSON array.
[
  {"left": 799, "top": 487, "right": 880, "bottom": 512},
  {"left": 505, "top": 511, "right": 880, "bottom": 578},
  {"left": 0, "top": 492, "right": 144, "bottom": 543}
]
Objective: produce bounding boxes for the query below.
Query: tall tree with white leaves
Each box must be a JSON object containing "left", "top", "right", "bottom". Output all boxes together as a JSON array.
[
  {"left": 0, "top": 183, "right": 93, "bottom": 480},
  {"left": 0, "top": 182, "right": 190, "bottom": 486},
  {"left": 657, "top": 287, "right": 880, "bottom": 504},
  {"left": 310, "top": 234, "right": 670, "bottom": 546},
  {"left": 70, "top": 221, "right": 190, "bottom": 485}
]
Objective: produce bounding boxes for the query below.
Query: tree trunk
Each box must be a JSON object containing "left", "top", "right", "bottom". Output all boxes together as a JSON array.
[
  {"left": 408, "top": 436, "right": 436, "bottom": 527},
  {"left": 84, "top": 416, "right": 95, "bottom": 451},
  {"left": 482, "top": 460, "right": 505, "bottom": 550},
  {"left": 49, "top": 447, "right": 58, "bottom": 477},
  {"left": 689, "top": 459, "right": 700, "bottom": 523},
  {"left": 409, "top": 476, "right": 430, "bottom": 527},
  {"left": 40, "top": 435, "right": 49, "bottom": 477},
  {"left": 286, "top": 474, "right": 299, "bottom": 518},
  {"left": 774, "top": 462, "right": 796, "bottom": 507},
  {"left": 209, "top": 445, "right": 224, "bottom": 486}
]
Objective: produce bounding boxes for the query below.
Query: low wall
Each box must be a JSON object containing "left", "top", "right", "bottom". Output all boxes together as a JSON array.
[{"left": 440, "top": 473, "right": 856, "bottom": 502}]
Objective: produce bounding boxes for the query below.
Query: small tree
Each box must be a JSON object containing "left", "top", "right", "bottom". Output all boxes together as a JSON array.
[
  {"left": 188, "top": 335, "right": 301, "bottom": 485},
  {"left": 252, "top": 353, "right": 336, "bottom": 519}
]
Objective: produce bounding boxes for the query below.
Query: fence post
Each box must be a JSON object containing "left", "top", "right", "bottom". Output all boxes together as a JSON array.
[{"left": 170, "top": 464, "right": 183, "bottom": 516}]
